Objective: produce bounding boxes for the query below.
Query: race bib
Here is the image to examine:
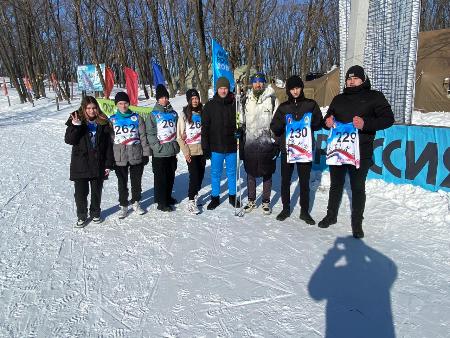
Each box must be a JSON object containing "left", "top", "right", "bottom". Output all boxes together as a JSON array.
[
  {"left": 110, "top": 113, "right": 141, "bottom": 145},
  {"left": 285, "top": 112, "right": 313, "bottom": 163},
  {"left": 87, "top": 121, "right": 97, "bottom": 148},
  {"left": 185, "top": 114, "right": 201, "bottom": 145},
  {"left": 154, "top": 111, "right": 177, "bottom": 144},
  {"left": 326, "top": 121, "right": 360, "bottom": 168}
]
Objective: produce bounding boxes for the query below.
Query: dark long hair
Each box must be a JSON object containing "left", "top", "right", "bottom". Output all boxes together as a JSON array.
[
  {"left": 184, "top": 100, "right": 203, "bottom": 124},
  {"left": 78, "top": 96, "right": 108, "bottom": 124}
]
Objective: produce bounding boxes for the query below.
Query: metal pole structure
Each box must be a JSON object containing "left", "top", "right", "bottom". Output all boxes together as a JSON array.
[
  {"left": 234, "top": 81, "right": 244, "bottom": 217},
  {"left": 345, "top": 0, "right": 370, "bottom": 73}
]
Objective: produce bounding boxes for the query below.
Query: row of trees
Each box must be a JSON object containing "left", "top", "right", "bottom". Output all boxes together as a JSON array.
[{"left": 0, "top": 0, "right": 448, "bottom": 104}]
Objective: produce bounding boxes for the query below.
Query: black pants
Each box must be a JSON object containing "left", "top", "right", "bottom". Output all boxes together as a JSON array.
[
  {"left": 326, "top": 159, "right": 372, "bottom": 222},
  {"left": 187, "top": 155, "right": 206, "bottom": 200},
  {"left": 74, "top": 178, "right": 104, "bottom": 219},
  {"left": 247, "top": 174, "right": 272, "bottom": 203},
  {"left": 281, "top": 153, "right": 312, "bottom": 211},
  {"left": 115, "top": 163, "right": 144, "bottom": 207},
  {"left": 152, "top": 156, "right": 177, "bottom": 207}
]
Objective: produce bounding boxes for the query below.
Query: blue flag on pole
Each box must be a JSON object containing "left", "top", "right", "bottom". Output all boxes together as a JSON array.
[
  {"left": 152, "top": 60, "right": 166, "bottom": 88},
  {"left": 212, "top": 39, "right": 235, "bottom": 93}
]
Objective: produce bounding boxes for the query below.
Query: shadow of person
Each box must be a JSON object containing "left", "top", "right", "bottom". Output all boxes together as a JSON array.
[{"left": 308, "top": 236, "right": 398, "bottom": 338}]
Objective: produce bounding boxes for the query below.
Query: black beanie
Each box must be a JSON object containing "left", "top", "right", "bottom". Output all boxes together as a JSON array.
[
  {"left": 216, "top": 76, "right": 230, "bottom": 90},
  {"left": 156, "top": 84, "right": 169, "bottom": 100},
  {"left": 186, "top": 88, "right": 200, "bottom": 102},
  {"left": 346, "top": 65, "right": 366, "bottom": 82},
  {"left": 286, "top": 75, "right": 304, "bottom": 91},
  {"left": 114, "top": 92, "right": 130, "bottom": 105}
]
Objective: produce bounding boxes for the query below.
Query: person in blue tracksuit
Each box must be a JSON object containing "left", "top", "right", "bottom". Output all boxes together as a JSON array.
[{"left": 201, "top": 77, "right": 240, "bottom": 210}]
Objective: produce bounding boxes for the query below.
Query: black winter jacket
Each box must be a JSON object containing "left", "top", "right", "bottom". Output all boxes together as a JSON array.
[
  {"left": 270, "top": 94, "right": 322, "bottom": 155},
  {"left": 323, "top": 81, "right": 394, "bottom": 159},
  {"left": 201, "top": 93, "right": 237, "bottom": 154},
  {"left": 65, "top": 117, "right": 114, "bottom": 181}
]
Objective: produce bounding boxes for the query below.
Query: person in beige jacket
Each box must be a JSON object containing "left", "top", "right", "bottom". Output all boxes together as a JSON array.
[{"left": 177, "top": 89, "right": 205, "bottom": 214}]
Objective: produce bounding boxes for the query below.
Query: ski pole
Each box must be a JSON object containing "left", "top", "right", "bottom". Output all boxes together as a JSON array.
[{"left": 234, "top": 82, "right": 244, "bottom": 216}]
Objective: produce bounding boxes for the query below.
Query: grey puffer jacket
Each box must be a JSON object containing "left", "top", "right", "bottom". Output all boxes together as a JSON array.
[
  {"left": 109, "top": 111, "right": 151, "bottom": 166},
  {"left": 145, "top": 103, "right": 180, "bottom": 158}
]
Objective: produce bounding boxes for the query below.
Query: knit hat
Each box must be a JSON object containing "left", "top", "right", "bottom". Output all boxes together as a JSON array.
[
  {"left": 114, "top": 92, "right": 130, "bottom": 105},
  {"left": 251, "top": 72, "right": 266, "bottom": 83},
  {"left": 216, "top": 76, "right": 230, "bottom": 90},
  {"left": 346, "top": 65, "right": 366, "bottom": 82},
  {"left": 286, "top": 75, "right": 304, "bottom": 90},
  {"left": 156, "top": 84, "right": 169, "bottom": 100},
  {"left": 186, "top": 88, "right": 200, "bottom": 102}
]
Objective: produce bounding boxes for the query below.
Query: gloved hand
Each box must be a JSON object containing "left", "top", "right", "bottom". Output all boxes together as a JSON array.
[
  {"left": 235, "top": 127, "right": 243, "bottom": 139},
  {"left": 142, "top": 156, "right": 149, "bottom": 165}
]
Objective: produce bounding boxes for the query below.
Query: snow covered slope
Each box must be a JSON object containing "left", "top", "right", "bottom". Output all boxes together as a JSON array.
[{"left": 0, "top": 90, "right": 449, "bottom": 337}]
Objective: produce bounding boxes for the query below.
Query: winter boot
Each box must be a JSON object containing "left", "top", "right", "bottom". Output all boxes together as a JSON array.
[
  {"left": 169, "top": 197, "right": 178, "bottom": 205},
  {"left": 157, "top": 204, "right": 173, "bottom": 212},
  {"left": 300, "top": 210, "right": 316, "bottom": 225},
  {"left": 261, "top": 201, "right": 272, "bottom": 215},
  {"left": 229, "top": 195, "right": 241, "bottom": 208},
  {"left": 243, "top": 200, "right": 257, "bottom": 213},
  {"left": 207, "top": 196, "right": 220, "bottom": 210},
  {"left": 352, "top": 218, "right": 365, "bottom": 239},
  {"left": 187, "top": 199, "right": 200, "bottom": 215},
  {"left": 318, "top": 213, "right": 337, "bottom": 228},
  {"left": 118, "top": 206, "right": 128, "bottom": 219},
  {"left": 276, "top": 208, "right": 290, "bottom": 221},
  {"left": 133, "top": 201, "right": 146, "bottom": 215}
]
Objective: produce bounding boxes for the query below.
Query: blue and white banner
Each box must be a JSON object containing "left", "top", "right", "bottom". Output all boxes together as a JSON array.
[
  {"left": 152, "top": 60, "right": 166, "bottom": 89},
  {"left": 77, "top": 64, "right": 105, "bottom": 91},
  {"left": 212, "top": 39, "right": 235, "bottom": 93},
  {"left": 312, "top": 125, "right": 450, "bottom": 192}
]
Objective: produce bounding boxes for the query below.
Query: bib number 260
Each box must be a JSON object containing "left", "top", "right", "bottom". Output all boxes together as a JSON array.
[{"left": 162, "top": 120, "right": 175, "bottom": 128}]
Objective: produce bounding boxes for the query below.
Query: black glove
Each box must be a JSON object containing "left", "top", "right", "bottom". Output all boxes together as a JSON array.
[{"left": 142, "top": 156, "right": 149, "bottom": 165}]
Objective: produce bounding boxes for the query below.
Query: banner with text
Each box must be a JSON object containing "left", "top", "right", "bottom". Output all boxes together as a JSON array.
[
  {"left": 212, "top": 39, "right": 235, "bottom": 93},
  {"left": 312, "top": 125, "right": 450, "bottom": 192}
]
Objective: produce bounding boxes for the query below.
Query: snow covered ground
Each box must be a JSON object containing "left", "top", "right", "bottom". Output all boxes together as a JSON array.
[{"left": 0, "top": 88, "right": 449, "bottom": 337}]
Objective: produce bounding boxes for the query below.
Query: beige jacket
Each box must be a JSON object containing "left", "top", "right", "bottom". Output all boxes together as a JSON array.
[{"left": 177, "top": 107, "right": 203, "bottom": 157}]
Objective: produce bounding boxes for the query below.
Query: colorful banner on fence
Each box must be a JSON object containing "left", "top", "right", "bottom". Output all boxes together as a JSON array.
[
  {"left": 77, "top": 64, "right": 105, "bottom": 91},
  {"left": 212, "top": 39, "right": 235, "bottom": 93},
  {"left": 312, "top": 125, "right": 450, "bottom": 192},
  {"left": 152, "top": 60, "right": 166, "bottom": 89},
  {"left": 97, "top": 98, "right": 153, "bottom": 119},
  {"left": 124, "top": 67, "right": 138, "bottom": 106}
]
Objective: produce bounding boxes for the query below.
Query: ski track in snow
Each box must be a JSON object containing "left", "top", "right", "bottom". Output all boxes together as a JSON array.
[{"left": 0, "top": 94, "right": 449, "bottom": 337}]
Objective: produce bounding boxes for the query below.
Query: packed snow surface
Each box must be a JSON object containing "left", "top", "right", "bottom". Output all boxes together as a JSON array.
[{"left": 0, "top": 89, "right": 449, "bottom": 337}]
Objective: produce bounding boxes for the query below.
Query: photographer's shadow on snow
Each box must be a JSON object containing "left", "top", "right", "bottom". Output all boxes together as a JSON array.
[{"left": 308, "top": 236, "right": 398, "bottom": 338}]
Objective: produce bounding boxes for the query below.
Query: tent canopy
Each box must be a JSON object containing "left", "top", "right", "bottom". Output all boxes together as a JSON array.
[{"left": 415, "top": 28, "right": 450, "bottom": 112}]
